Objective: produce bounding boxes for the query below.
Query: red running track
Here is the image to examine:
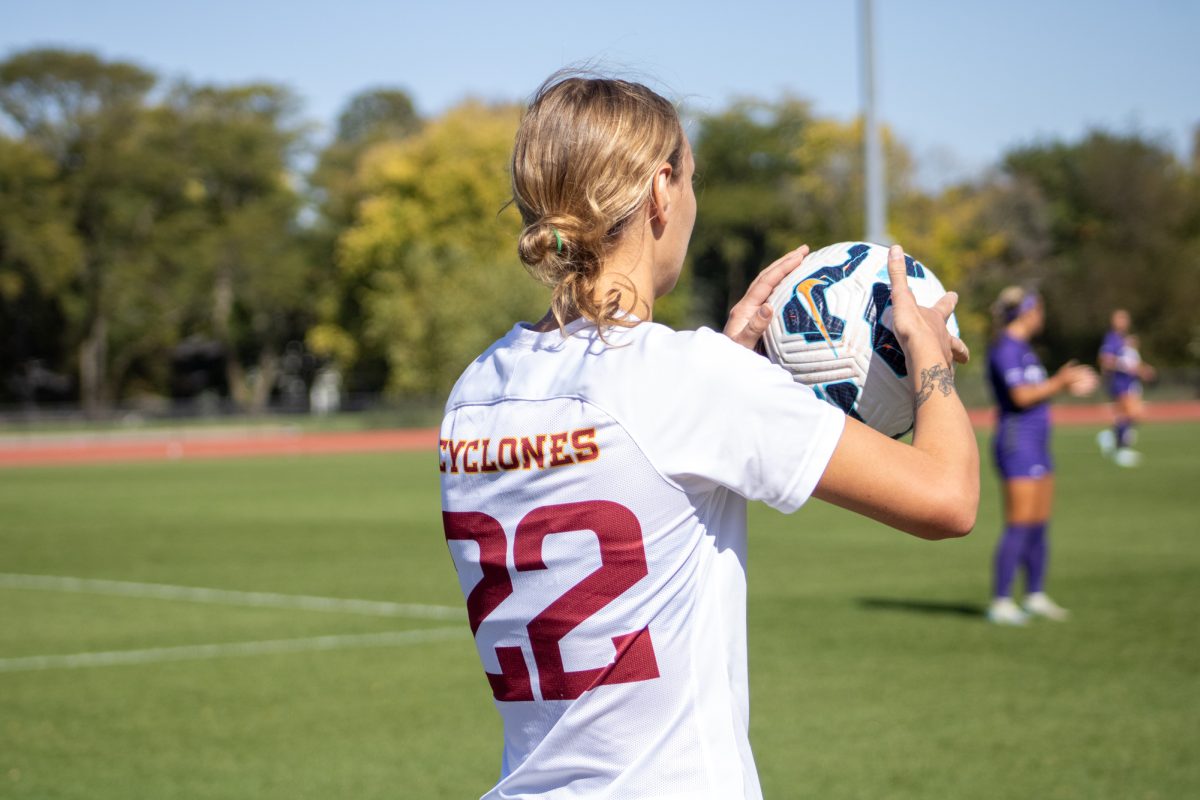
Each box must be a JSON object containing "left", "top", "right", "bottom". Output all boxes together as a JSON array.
[
  {"left": 966, "top": 400, "right": 1200, "bottom": 428},
  {"left": 1, "top": 402, "right": 1197, "bottom": 467},
  {"left": 0, "top": 428, "right": 438, "bottom": 467}
]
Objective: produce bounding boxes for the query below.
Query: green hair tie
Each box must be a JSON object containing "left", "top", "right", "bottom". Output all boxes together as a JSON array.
[{"left": 551, "top": 227, "right": 563, "bottom": 254}]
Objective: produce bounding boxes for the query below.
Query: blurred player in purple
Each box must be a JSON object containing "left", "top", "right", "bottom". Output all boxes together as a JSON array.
[
  {"left": 1097, "top": 309, "right": 1155, "bottom": 467},
  {"left": 986, "top": 287, "right": 1098, "bottom": 625}
]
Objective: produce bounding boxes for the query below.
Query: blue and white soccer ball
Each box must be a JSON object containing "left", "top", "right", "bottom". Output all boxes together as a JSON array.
[{"left": 763, "top": 241, "right": 959, "bottom": 438}]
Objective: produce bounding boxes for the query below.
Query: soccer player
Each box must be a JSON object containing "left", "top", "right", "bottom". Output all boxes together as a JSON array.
[
  {"left": 1097, "top": 309, "right": 1155, "bottom": 467},
  {"left": 985, "top": 287, "right": 1098, "bottom": 626},
  {"left": 440, "top": 73, "right": 978, "bottom": 800}
]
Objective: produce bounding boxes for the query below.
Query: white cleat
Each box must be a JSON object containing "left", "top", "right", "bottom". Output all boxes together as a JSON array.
[
  {"left": 1096, "top": 429, "right": 1116, "bottom": 456},
  {"left": 1023, "top": 592, "right": 1070, "bottom": 622},
  {"left": 988, "top": 597, "right": 1030, "bottom": 626},
  {"left": 1114, "top": 448, "right": 1143, "bottom": 468}
]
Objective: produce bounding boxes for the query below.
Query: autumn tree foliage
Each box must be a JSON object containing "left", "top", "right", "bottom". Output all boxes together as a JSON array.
[
  {"left": 337, "top": 101, "right": 545, "bottom": 396},
  {"left": 1, "top": 47, "right": 1196, "bottom": 412}
]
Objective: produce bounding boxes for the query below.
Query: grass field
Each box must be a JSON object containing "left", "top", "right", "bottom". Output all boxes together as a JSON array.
[{"left": 2, "top": 424, "right": 1197, "bottom": 799}]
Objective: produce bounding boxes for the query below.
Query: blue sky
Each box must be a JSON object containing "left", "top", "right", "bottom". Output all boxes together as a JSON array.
[{"left": 4, "top": 0, "right": 1197, "bottom": 186}]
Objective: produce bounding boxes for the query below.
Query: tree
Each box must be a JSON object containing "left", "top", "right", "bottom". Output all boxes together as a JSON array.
[
  {"left": 313, "top": 87, "right": 421, "bottom": 228},
  {"left": 338, "top": 100, "right": 546, "bottom": 396},
  {"left": 307, "top": 88, "right": 422, "bottom": 389},
  {"left": 160, "top": 83, "right": 313, "bottom": 411},
  {"left": 0, "top": 48, "right": 158, "bottom": 413},
  {"left": 689, "top": 97, "right": 915, "bottom": 328},
  {"left": 335, "top": 88, "right": 420, "bottom": 148},
  {"left": 0, "top": 51, "right": 316, "bottom": 413},
  {"left": 888, "top": 178, "right": 1040, "bottom": 362},
  {"left": 688, "top": 98, "right": 814, "bottom": 326},
  {"left": 992, "top": 132, "right": 1199, "bottom": 367},
  {"left": 0, "top": 136, "right": 81, "bottom": 402}
]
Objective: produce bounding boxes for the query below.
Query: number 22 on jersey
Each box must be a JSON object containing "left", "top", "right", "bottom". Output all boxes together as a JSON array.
[{"left": 443, "top": 500, "right": 660, "bottom": 702}]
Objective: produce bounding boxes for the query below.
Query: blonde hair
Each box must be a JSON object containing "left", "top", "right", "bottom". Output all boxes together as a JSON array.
[
  {"left": 991, "top": 285, "right": 1039, "bottom": 331},
  {"left": 510, "top": 72, "right": 686, "bottom": 330}
]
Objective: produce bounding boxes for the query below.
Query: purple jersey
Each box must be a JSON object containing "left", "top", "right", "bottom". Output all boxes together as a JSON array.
[
  {"left": 988, "top": 334, "right": 1050, "bottom": 423},
  {"left": 1099, "top": 330, "right": 1125, "bottom": 364},
  {"left": 1100, "top": 330, "right": 1140, "bottom": 397},
  {"left": 987, "top": 333, "right": 1052, "bottom": 479}
]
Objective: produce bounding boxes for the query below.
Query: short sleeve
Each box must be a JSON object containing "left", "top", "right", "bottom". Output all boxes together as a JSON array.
[
  {"left": 993, "top": 343, "right": 1029, "bottom": 389},
  {"left": 1099, "top": 332, "right": 1122, "bottom": 358},
  {"left": 623, "top": 328, "right": 846, "bottom": 514}
]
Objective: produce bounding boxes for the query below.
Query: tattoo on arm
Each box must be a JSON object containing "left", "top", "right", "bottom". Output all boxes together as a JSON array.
[{"left": 915, "top": 364, "right": 956, "bottom": 410}]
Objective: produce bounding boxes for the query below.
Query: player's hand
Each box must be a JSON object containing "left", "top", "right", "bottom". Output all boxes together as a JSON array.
[
  {"left": 885, "top": 244, "right": 969, "bottom": 369},
  {"left": 723, "top": 244, "right": 809, "bottom": 351},
  {"left": 1055, "top": 361, "right": 1099, "bottom": 396}
]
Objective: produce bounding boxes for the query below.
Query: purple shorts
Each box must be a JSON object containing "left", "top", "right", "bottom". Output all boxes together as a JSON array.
[
  {"left": 1108, "top": 373, "right": 1140, "bottom": 399},
  {"left": 993, "top": 416, "right": 1053, "bottom": 480}
]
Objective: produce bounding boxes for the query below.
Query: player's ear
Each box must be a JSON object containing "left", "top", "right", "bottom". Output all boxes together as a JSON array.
[{"left": 649, "top": 162, "right": 673, "bottom": 223}]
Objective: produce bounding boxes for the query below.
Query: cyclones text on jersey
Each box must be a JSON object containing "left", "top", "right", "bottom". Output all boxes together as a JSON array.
[{"left": 439, "top": 428, "right": 600, "bottom": 474}]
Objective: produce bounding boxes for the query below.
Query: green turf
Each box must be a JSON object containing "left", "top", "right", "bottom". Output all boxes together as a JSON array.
[{"left": 1, "top": 425, "right": 1197, "bottom": 798}]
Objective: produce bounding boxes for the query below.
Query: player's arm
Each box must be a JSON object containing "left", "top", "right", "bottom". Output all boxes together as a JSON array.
[
  {"left": 1009, "top": 361, "right": 1097, "bottom": 409},
  {"left": 813, "top": 245, "right": 977, "bottom": 541}
]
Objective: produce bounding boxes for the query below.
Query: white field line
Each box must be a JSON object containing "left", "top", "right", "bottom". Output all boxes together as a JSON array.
[
  {"left": 0, "top": 424, "right": 300, "bottom": 446},
  {"left": 0, "top": 627, "right": 466, "bottom": 673},
  {"left": 0, "top": 573, "right": 464, "bottom": 622}
]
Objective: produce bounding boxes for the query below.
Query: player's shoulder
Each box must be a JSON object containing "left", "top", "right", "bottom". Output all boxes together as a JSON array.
[
  {"left": 988, "top": 334, "right": 1015, "bottom": 359},
  {"left": 635, "top": 322, "right": 756, "bottom": 364},
  {"left": 1101, "top": 330, "right": 1124, "bottom": 349},
  {"left": 444, "top": 320, "right": 766, "bottom": 414},
  {"left": 993, "top": 333, "right": 1028, "bottom": 355},
  {"left": 444, "top": 323, "right": 529, "bottom": 412},
  {"left": 622, "top": 323, "right": 774, "bottom": 389}
]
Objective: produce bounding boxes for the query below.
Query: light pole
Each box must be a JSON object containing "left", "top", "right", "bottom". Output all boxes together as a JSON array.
[{"left": 861, "top": 0, "right": 888, "bottom": 244}]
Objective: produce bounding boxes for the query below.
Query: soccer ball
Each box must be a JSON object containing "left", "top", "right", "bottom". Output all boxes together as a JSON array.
[{"left": 763, "top": 241, "right": 959, "bottom": 438}]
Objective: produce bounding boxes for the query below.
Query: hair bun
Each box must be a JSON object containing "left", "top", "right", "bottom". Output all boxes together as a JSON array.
[{"left": 517, "top": 221, "right": 568, "bottom": 272}]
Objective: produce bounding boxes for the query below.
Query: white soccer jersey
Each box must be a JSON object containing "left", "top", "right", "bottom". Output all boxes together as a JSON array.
[{"left": 439, "top": 318, "right": 845, "bottom": 800}]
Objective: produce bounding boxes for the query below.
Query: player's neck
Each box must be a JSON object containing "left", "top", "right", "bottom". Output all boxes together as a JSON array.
[
  {"left": 1005, "top": 320, "right": 1034, "bottom": 341},
  {"left": 526, "top": 247, "right": 657, "bottom": 334},
  {"left": 528, "top": 218, "right": 674, "bottom": 332},
  {"left": 593, "top": 224, "right": 660, "bottom": 322}
]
